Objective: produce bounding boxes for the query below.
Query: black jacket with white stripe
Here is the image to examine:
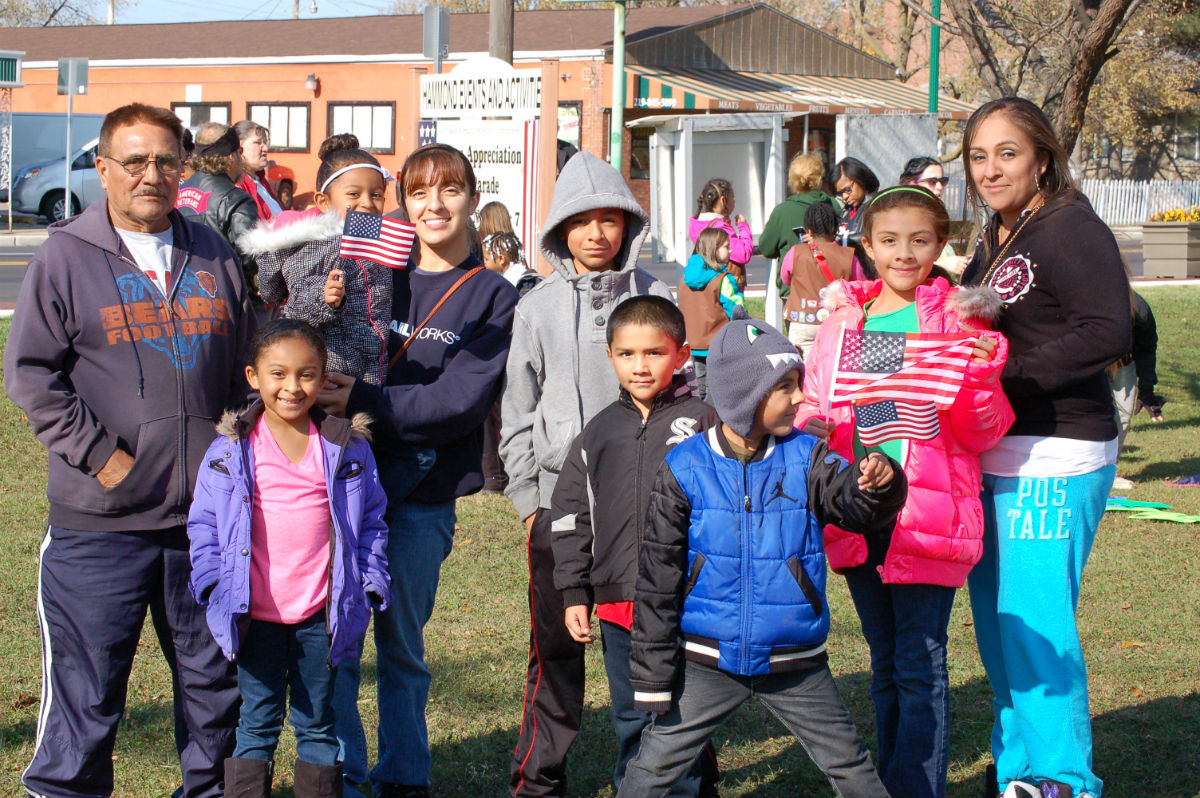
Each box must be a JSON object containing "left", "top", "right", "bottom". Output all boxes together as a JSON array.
[{"left": 551, "top": 376, "right": 720, "bottom": 609}]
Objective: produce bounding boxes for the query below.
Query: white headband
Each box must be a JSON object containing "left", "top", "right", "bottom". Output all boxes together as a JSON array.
[{"left": 320, "top": 163, "right": 393, "bottom": 194}]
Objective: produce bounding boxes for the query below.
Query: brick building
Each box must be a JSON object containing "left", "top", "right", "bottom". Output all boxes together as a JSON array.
[{"left": 2, "top": 3, "right": 973, "bottom": 236}]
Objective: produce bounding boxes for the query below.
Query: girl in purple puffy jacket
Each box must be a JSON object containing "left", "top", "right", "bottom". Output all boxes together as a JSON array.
[{"left": 187, "top": 319, "right": 389, "bottom": 797}]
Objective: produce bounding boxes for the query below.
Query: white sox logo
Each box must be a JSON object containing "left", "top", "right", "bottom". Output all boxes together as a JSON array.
[
  {"left": 666, "top": 417, "right": 701, "bottom": 446},
  {"left": 989, "top": 254, "right": 1035, "bottom": 303}
]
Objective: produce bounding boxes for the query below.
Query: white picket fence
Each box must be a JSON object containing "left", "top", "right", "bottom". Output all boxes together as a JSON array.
[
  {"left": 1080, "top": 180, "right": 1200, "bottom": 225},
  {"left": 939, "top": 178, "right": 1200, "bottom": 226}
]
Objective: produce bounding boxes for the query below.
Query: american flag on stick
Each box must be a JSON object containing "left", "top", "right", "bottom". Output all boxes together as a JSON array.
[
  {"left": 340, "top": 210, "right": 416, "bottom": 269},
  {"left": 856, "top": 400, "right": 940, "bottom": 446},
  {"left": 830, "top": 327, "right": 974, "bottom": 407}
]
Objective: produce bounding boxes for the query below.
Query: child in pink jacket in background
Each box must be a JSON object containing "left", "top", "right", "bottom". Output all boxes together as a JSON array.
[
  {"left": 796, "top": 186, "right": 1014, "bottom": 798},
  {"left": 688, "top": 178, "right": 754, "bottom": 289}
]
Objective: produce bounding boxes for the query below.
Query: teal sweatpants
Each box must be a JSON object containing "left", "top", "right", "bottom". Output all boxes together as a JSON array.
[{"left": 967, "top": 466, "right": 1114, "bottom": 798}]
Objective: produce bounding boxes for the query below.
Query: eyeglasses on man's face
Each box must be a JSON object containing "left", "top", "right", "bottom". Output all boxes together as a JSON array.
[{"left": 102, "top": 154, "right": 184, "bottom": 177}]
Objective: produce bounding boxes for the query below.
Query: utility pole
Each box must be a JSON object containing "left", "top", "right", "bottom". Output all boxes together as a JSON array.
[
  {"left": 928, "top": 0, "right": 940, "bottom": 114},
  {"left": 489, "top": 0, "right": 514, "bottom": 64},
  {"left": 107, "top": 0, "right": 114, "bottom": 24},
  {"left": 609, "top": 0, "right": 625, "bottom": 170}
]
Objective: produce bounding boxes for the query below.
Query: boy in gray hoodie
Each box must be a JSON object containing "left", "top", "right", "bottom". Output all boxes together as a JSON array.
[{"left": 501, "top": 152, "right": 677, "bottom": 797}]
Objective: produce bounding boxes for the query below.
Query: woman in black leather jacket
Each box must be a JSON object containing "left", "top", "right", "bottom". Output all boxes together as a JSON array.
[{"left": 176, "top": 123, "right": 262, "bottom": 297}]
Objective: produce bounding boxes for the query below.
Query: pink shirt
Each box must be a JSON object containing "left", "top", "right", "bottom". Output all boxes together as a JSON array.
[{"left": 249, "top": 416, "right": 331, "bottom": 624}]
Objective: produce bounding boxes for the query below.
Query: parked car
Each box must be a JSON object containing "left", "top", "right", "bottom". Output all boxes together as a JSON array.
[
  {"left": 0, "top": 112, "right": 104, "bottom": 203},
  {"left": 266, "top": 161, "right": 295, "bottom": 210},
  {"left": 11, "top": 138, "right": 103, "bottom": 222}
]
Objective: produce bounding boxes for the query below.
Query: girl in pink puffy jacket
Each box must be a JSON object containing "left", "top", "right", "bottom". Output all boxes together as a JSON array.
[
  {"left": 688, "top": 178, "right": 754, "bottom": 289},
  {"left": 795, "top": 186, "right": 1015, "bottom": 798}
]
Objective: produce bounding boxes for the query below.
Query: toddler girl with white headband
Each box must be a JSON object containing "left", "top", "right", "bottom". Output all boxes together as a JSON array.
[{"left": 242, "top": 139, "right": 397, "bottom": 384}]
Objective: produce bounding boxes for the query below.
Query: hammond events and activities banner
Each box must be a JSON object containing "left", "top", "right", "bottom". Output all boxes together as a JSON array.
[{"left": 419, "top": 57, "right": 542, "bottom": 252}]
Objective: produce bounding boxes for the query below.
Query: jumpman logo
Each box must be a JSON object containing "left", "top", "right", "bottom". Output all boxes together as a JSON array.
[{"left": 766, "top": 472, "right": 798, "bottom": 506}]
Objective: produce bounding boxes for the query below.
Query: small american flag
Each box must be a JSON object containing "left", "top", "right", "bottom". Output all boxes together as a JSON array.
[
  {"left": 340, "top": 210, "right": 416, "bottom": 269},
  {"left": 856, "top": 400, "right": 940, "bottom": 446},
  {"left": 831, "top": 327, "right": 974, "bottom": 406}
]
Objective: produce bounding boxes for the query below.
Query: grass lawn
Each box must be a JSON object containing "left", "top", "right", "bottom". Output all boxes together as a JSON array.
[{"left": 2, "top": 287, "right": 1200, "bottom": 797}]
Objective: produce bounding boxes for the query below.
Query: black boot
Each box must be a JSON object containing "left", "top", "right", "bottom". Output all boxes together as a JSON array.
[
  {"left": 984, "top": 763, "right": 998, "bottom": 798},
  {"left": 698, "top": 740, "right": 722, "bottom": 798},
  {"left": 224, "top": 757, "right": 273, "bottom": 798},
  {"left": 293, "top": 760, "right": 344, "bottom": 798}
]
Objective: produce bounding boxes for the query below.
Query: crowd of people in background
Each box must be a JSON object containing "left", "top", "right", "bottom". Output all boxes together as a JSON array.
[{"left": 3, "top": 92, "right": 1166, "bottom": 798}]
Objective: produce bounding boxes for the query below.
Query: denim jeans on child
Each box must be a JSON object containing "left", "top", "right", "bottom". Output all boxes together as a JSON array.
[
  {"left": 843, "top": 567, "right": 956, "bottom": 798},
  {"left": 334, "top": 497, "right": 456, "bottom": 791},
  {"left": 235, "top": 610, "right": 337, "bottom": 767},
  {"left": 967, "top": 467, "right": 1113, "bottom": 798},
  {"left": 618, "top": 660, "right": 888, "bottom": 798},
  {"left": 600, "top": 621, "right": 705, "bottom": 797}
]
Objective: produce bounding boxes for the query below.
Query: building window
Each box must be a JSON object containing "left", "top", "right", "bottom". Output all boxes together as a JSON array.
[
  {"left": 327, "top": 102, "right": 396, "bottom": 154},
  {"left": 557, "top": 101, "right": 582, "bottom": 150},
  {"left": 247, "top": 102, "right": 310, "bottom": 152},
  {"left": 630, "top": 126, "right": 653, "bottom": 180},
  {"left": 171, "top": 102, "right": 231, "bottom": 129},
  {"left": 1177, "top": 120, "right": 1199, "bottom": 162}
]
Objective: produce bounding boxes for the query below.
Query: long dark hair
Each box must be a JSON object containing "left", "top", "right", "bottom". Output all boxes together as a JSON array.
[
  {"left": 832, "top": 157, "right": 880, "bottom": 196},
  {"left": 961, "top": 97, "right": 1078, "bottom": 226}
]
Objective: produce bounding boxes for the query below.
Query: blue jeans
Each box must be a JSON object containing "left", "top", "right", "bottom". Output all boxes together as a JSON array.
[
  {"left": 843, "top": 568, "right": 956, "bottom": 798},
  {"left": 618, "top": 660, "right": 887, "bottom": 798},
  {"left": 967, "top": 468, "right": 1113, "bottom": 798},
  {"left": 600, "top": 622, "right": 704, "bottom": 797},
  {"left": 235, "top": 611, "right": 337, "bottom": 767},
  {"left": 334, "top": 497, "right": 456, "bottom": 790}
]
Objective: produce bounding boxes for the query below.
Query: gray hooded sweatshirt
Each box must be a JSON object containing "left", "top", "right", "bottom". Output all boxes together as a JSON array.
[{"left": 499, "top": 151, "right": 674, "bottom": 520}]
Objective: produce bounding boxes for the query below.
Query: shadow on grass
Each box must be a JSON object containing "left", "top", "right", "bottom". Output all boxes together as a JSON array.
[
  {"left": 1130, "top": 454, "right": 1200, "bottom": 481},
  {"left": 421, "top": 669, "right": 996, "bottom": 798},
  {"left": 1092, "top": 692, "right": 1200, "bottom": 797}
]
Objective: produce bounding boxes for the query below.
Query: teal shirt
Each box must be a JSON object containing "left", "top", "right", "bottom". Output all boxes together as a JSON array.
[{"left": 852, "top": 301, "right": 919, "bottom": 465}]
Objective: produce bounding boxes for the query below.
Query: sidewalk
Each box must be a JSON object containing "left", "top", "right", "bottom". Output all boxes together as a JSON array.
[
  {"left": 0, "top": 228, "right": 49, "bottom": 247},
  {"left": 0, "top": 204, "right": 50, "bottom": 247}
]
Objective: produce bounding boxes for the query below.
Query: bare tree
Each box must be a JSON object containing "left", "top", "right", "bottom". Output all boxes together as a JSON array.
[
  {"left": 0, "top": 0, "right": 97, "bottom": 25},
  {"left": 939, "top": 0, "right": 1144, "bottom": 153}
]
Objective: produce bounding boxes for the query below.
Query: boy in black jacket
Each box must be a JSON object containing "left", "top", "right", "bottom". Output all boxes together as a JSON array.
[
  {"left": 620, "top": 320, "right": 906, "bottom": 798},
  {"left": 552, "top": 296, "right": 719, "bottom": 796}
]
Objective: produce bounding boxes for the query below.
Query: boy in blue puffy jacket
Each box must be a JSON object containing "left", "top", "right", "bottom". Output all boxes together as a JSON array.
[{"left": 621, "top": 320, "right": 906, "bottom": 798}]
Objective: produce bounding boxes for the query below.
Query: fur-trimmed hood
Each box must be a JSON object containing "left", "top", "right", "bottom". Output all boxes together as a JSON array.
[
  {"left": 238, "top": 209, "right": 343, "bottom": 257},
  {"left": 216, "top": 402, "right": 373, "bottom": 443},
  {"left": 822, "top": 277, "right": 1003, "bottom": 324}
]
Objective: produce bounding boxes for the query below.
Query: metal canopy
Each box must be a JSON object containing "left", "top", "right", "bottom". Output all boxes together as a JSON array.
[{"left": 626, "top": 65, "right": 976, "bottom": 120}]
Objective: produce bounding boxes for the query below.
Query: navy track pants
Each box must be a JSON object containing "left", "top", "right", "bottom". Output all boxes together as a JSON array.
[{"left": 22, "top": 525, "right": 238, "bottom": 798}]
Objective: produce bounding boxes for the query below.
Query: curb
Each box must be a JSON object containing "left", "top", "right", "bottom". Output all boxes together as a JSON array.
[{"left": 0, "top": 233, "right": 49, "bottom": 247}]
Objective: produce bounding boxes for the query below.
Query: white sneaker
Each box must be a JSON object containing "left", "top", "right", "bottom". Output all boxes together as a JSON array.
[
  {"left": 1002, "top": 783, "right": 1043, "bottom": 798},
  {"left": 1111, "top": 476, "right": 1135, "bottom": 491}
]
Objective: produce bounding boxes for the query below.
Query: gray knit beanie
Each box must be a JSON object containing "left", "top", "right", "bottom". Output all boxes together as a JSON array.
[{"left": 707, "top": 320, "right": 804, "bottom": 437}]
